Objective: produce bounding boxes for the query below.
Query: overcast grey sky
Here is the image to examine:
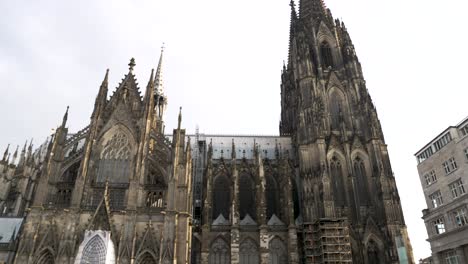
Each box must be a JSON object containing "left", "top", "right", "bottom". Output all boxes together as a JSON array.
[{"left": 1, "top": 0, "right": 468, "bottom": 260}]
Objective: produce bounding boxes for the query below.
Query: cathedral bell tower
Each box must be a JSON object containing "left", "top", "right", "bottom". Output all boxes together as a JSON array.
[{"left": 280, "top": 0, "right": 414, "bottom": 263}]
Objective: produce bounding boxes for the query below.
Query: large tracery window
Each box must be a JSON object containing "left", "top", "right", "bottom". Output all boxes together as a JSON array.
[
  {"left": 268, "top": 237, "right": 287, "bottom": 264},
  {"left": 353, "top": 157, "right": 370, "bottom": 205},
  {"left": 239, "top": 173, "right": 256, "bottom": 220},
  {"left": 320, "top": 41, "right": 334, "bottom": 68},
  {"left": 80, "top": 235, "right": 107, "bottom": 264},
  {"left": 266, "top": 175, "right": 280, "bottom": 219},
  {"left": 330, "top": 156, "right": 346, "bottom": 207},
  {"left": 240, "top": 239, "right": 259, "bottom": 264},
  {"left": 96, "top": 132, "right": 133, "bottom": 184},
  {"left": 330, "top": 93, "right": 344, "bottom": 130},
  {"left": 209, "top": 238, "right": 230, "bottom": 264},
  {"left": 213, "top": 175, "right": 231, "bottom": 220}
]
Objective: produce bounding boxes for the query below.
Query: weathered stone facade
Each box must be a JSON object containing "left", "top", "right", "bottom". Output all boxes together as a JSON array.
[
  {"left": 0, "top": 0, "right": 415, "bottom": 263},
  {"left": 415, "top": 117, "right": 468, "bottom": 264}
]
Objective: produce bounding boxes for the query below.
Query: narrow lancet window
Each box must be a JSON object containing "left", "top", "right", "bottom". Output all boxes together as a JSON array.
[{"left": 320, "top": 41, "right": 334, "bottom": 68}]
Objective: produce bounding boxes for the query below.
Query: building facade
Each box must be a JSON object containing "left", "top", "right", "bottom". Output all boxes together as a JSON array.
[
  {"left": 415, "top": 117, "right": 468, "bottom": 264},
  {"left": 0, "top": 0, "right": 414, "bottom": 263}
]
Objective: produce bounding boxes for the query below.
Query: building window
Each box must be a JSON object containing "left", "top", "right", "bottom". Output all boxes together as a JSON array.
[
  {"left": 424, "top": 170, "right": 437, "bottom": 186},
  {"left": 449, "top": 179, "right": 466, "bottom": 198},
  {"left": 464, "top": 148, "right": 468, "bottom": 160},
  {"left": 320, "top": 42, "right": 334, "bottom": 68},
  {"left": 443, "top": 157, "right": 458, "bottom": 174},
  {"left": 453, "top": 207, "right": 468, "bottom": 227},
  {"left": 417, "top": 147, "right": 434, "bottom": 163},
  {"left": 429, "top": 191, "right": 443, "bottom": 208},
  {"left": 461, "top": 124, "right": 468, "bottom": 137},
  {"left": 434, "top": 132, "right": 452, "bottom": 151},
  {"left": 444, "top": 250, "right": 459, "bottom": 264},
  {"left": 433, "top": 218, "right": 446, "bottom": 234}
]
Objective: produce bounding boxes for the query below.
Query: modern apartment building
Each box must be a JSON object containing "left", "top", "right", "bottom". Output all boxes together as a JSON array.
[{"left": 416, "top": 116, "right": 468, "bottom": 264}]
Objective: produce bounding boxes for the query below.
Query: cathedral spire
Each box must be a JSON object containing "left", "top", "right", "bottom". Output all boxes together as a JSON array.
[
  {"left": 288, "top": 0, "right": 298, "bottom": 67},
  {"left": 155, "top": 44, "right": 165, "bottom": 95}
]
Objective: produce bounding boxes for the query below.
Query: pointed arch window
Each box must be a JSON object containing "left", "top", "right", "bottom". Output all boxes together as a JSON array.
[
  {"left": 96, "top": 132, "right": 133, "bottom": 184},
  {"left": 330, "top": 93, "right": 344, "bottom": 130},
  {"left": 240, "top": 239, "right": 259, "bottom": 264},
  {"left": 138, "top": 252, "right": 158, "bottom": 264},
  {"left": 268, "top": 237, "right": 287, "bottom": 264},
  {"left": 80, "top": 235, "right": 107, "bottom": 264},
  {"left": 330, "top": 156, "right": 346, "bottom": 206},
  {"left": 191, "top": 238, "right": 202, "bottom": 264},
  {"left": 209, "top": 238, "right": 230, "bottom": 264},
  {"left": 320, "top": 41, "right": 334, "bottom": 68},
  {"left": 366, "top": 240, "right": 382, "bottom": 264},
  {"left": 266, "top": 175, "right": 280, "bottom": 219},
  {"left": 239, "top": 173, "right": 256, "bottom": 221},
  {"left": 353, "top": 157, "right": 369, "bottom": 205},
  {"left": 36, "top": 249, "right": 54, "bottom": 264},
  {"left": 213, "top": 175, "right": 231, "bottom": 220},
  {"left": 55, "top": 161, "right": 80, "bottom": 208}
]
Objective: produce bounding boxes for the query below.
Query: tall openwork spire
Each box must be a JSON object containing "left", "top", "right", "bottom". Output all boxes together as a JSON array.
[
  {"left": 299, "top": 0, "right": 328, "bottom": 20},
  {"left": 154, "top": 44, "right": 165, "bottom": 95},
  {"left": 288, "top": 0, "right": 298, "bottom": 67}
]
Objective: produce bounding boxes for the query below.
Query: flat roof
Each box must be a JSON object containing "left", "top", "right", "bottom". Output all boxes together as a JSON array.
[{"left": 414, "top": 115, "right": 468, "bottom": 156}]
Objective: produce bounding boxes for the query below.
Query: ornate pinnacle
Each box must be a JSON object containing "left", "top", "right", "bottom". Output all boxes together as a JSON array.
[
  {"left": 2, "top": 144, "right": 9, "bottom": 162},
  {"left": 62, "top": 106, "right": 69, "bottom": 127},
  {"left": 178, "top": 107, "right": 182, "bottom": 130},
  {"left": 231, "top": 139, "right": 236, "bottom": 159}
]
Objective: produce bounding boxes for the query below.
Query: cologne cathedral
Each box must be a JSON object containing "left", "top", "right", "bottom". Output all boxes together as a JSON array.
[{"left": 0, "top": 0, "right": 414, "bottom": 263}]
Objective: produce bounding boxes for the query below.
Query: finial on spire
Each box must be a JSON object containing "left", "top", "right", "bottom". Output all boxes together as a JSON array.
[
  {"left": 128, "top": 58, "right": 136, "bottom": 72},
  {"left": 62, "top": 106, "right": 69, "bottom": 127},
  {"left": 177, "top": 107, "right": 182, "bottom": 129}
]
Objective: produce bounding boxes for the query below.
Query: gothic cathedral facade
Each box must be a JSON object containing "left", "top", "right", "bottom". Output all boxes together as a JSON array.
[{"left": 0, "top": 0, "right": 414, "bottom": 263}]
